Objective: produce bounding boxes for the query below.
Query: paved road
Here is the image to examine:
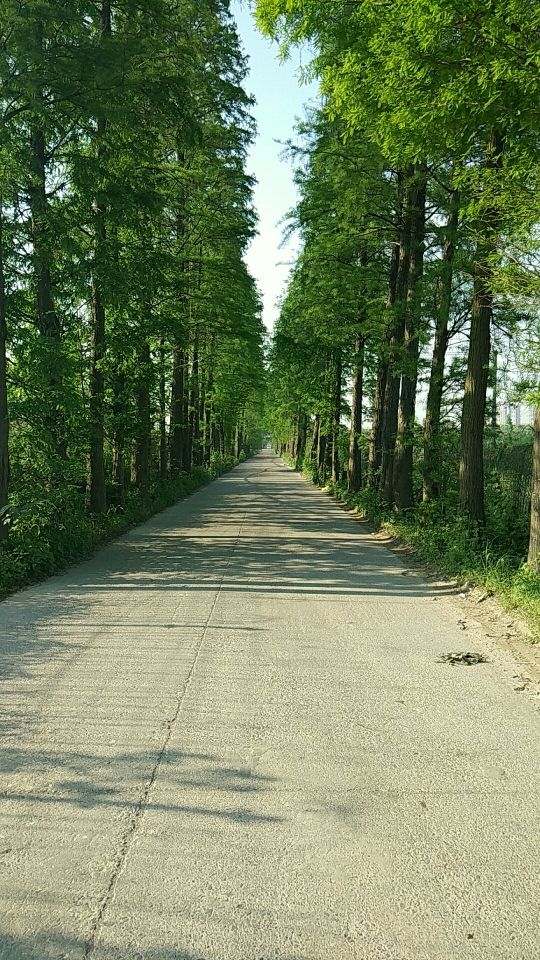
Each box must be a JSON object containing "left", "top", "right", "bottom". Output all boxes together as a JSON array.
[{"left": 1, "top": 452, "right": 539, "bottom": 960}]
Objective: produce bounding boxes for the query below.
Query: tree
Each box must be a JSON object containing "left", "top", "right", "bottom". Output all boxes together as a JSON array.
[
  {"left": 257, "top": 0, "right": 540, "bottom": 530},
  {"left": 0, "top": 0, "right": 265, "bottom": 570}
]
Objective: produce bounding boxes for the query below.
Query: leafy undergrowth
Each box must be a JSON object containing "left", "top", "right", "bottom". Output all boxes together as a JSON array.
[
  {"left": 0, "top": 455, "right": 237, "bottom": 601},
  {"left": 300, "top": 463, "right": 540, "bottom": 641}
]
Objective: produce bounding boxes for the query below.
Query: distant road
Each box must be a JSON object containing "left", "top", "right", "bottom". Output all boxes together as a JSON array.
[{"left": 1, "top": 452, "right": 539, "bottom": 959}]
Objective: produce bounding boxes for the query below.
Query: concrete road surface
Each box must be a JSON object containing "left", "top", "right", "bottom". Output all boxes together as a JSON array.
[{"left": 1, "top": 452, "right": 539, "bottom": 960}]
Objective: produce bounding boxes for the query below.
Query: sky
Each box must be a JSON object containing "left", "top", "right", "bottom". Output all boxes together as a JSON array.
[{"left": 230, "top": 2, "right": 319, "bottom": 331}]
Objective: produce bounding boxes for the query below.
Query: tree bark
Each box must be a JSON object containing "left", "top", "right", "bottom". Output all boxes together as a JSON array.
[
  {"left": 218, "top": 416, "right": 225, "bottom": 456},
  {"left": 296, "top": 410, "right": 307, "bottom": 470},
  {"left": 134, "top": 339, "right": 151, "bottom": 497},
  {"left": 169, "top": 344, "right": 187, "bottom": 473},
  {"left": 368, "top": 361, "right": 388, "bottom": 488},
  {"left": 190, "top": 332, "right": 202, "bottom": 467},
  {"left": 311, "top": 415, "right": 320, "bottom": 463},
  {"left": 182, "top": 353, "right": 192, "bottom": 470},
  {"left": 88, "top": 0, "right": 112, "bottom": 514},
  {"left": 369, "top": 230, "right": 401, "bottom": 488},
  {"left": 348, "top": 335, "right": 365, "bottom": 493},
  {"left": 203, "top": 335, "right": 215, "bottom": 466},
  {"left": 527, "top": 405, "right": 540, "bottom": 568},
  {"left": 88, "top": 270, "right": 107, "bottom": 511},
  {"left": 235, "top": 419, "right": 244, "bottom": 459},
  {"left": 490, "top": 348, "right": 498, "bottom": 429},
  {"left": 170, "top": 169, "right": 190, "bottom": 474},
  {"left": 380, "top": 170, "right": 410, "bottom": 505},
  {"left": 317, "top": 431, "right": 328, "bottom": 478},
  {"left": 393, "top": 165, "right": 427, "bottom": 511},
  {"left": 30, "top": 130, "right": 60, "bottom": 346},
  {"left": 459, "top": 131, "right": 503, "bottom": 525},
  {"left": 332, "top": 353, "right": 342, "bottom": 484},
  {"left": 111, "top": 365, "right": 126, "bottom": 506},
  {"left": 159, "top": 338, "right": 168, "bottom": 480},
  {"left": 0, "top": 197, "right": 9, "bottom": 540},
  {"left": 423, "top": 187, "right": 459, "bottom": 501},
  {"left": 458, "top": 260, "right": 492, "bottom": 525},
  {"left": 29, "top": 36, "right": 66, "bottom": 464},
  {"left": 368, "top": 232, "right": 403, "bottom": 489}
]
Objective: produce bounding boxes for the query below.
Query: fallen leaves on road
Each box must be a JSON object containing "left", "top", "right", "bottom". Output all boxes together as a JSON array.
[{"left": 438, "top": 651, "right": 490, "bottom": 666}]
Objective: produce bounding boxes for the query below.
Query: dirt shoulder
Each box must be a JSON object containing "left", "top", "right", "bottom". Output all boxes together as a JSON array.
[{"left": 327, "top": 486, "right": 540, "bottom": 699}]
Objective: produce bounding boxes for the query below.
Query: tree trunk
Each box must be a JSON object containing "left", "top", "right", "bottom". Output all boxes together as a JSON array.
[
  {"left": 423, "top": 187, "right": 459, "bottom": 501},
  {"left": 218, "top": 416, "right": 225, "bottom": 456},
  {"left": 235, "top": 421, "right": 242, "bottom": 459},
  {"left": 317, "top": 431, "right": 328, "bottom": 478},
  {"left": 169, "top": 344, "right": 186, "bottom": 473},
  {"left": 332, "top": 353, "right": 342, "bottom": 484},
  {"left": 458, "top": 261, "right": 492, "bottom": 525},
  {"left": 111, "top": 365, "right": 126, "bottom": 506},
  {"left": 29, "top": 127, "right": 65, "bottom": 460},
  {"left": 88, "top": 1, "right": 112, "bottom": 514},
  {"left": 159, "top": 338, "right": 168, "bottom": 480},
  {"left": 88, "top": 272, "right": 107, "bottom": 512},
  {"left": 393, "top": 165, "right": 427, "bottom": 511},
  {"left": 296, "top": 411, "right": 307, "bottom": 470},
  {"left": 204, "top": 336, "right": 215, "bottom": 466},
  {"left": 182, "top": 356, "right": 192, "bottom": 470},
  {"left": 291, "top": 430, "right": 297, "bottom": 462},
  {"left": 30, "top": 133, "right": 60, "bottom": 346},
  {"left": 380, "top": 170, "right": 409, "bottom": 504},
  {"left": 369, "top": 235, "right": 400, "bottom": 488},
  {"left": 0, "top": 198, "right": 9, "bottom": 540},
  {"left": 28, "top": 21, "right": 68, "bottom": 466},
  {"left": 190, "top": 333, "right": 201, "bottom": 467},
  {"left": 134, "top": 340, "right": 151, "bottom": 497},
  {"left": 459, "top": 131, "right": 503, "bottom": 526},
  {"left": 199, "top": 372, "right": 207, "bottom": 467},
  {"left": 348, "top": 335, "right": 365, "bottom": 493},
  {"left": 211, "top": 418, "right": 219, "bottom": 459},
  {"left": 171, "top": 168, "right": 190, "bottom": 474},
  {"left": 311, "top": 415, "right": 319, "bottom": 463},
  {"left": 368, "top": 361, "right": 387, "bottom": 488},
  {"left": 490, "top": 348, "right": 498, "bottom": 429},
  {"left": 527, "top": 405, "right": 540, "bottom": 568}
]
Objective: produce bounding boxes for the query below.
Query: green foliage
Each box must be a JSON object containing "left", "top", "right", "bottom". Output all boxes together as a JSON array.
[
  {"left": 260, "top": 0, "right": 540, "bottom": 628},
  {"left": 0, "top": 0, "right": 266, "bottom": 578}
]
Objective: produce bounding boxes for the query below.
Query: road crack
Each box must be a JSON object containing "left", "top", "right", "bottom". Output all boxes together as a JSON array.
[{"left": 83, "top": 511, "right": 247, "bottom": 958}]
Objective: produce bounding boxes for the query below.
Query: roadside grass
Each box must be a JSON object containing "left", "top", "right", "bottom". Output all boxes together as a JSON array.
[
  {"left": 291, "top": 457, "right": 540, "bottom": 641},
  {"left": 0, "top": 455, "right": 237, "bottom": 601},
  {"left": 384, "top": 510, "right": 540, "bottom": 639}
]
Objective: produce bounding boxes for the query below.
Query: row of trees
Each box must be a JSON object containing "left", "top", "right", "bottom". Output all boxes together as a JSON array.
[
  {"left": 0, "top": 0, "right": 265, "bottom": 544},
  {"left": 256, "top": 0, "right": 540, "bottom": 564}
]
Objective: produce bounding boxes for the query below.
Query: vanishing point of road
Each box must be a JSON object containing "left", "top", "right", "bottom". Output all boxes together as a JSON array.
[{"left": 1, "top": 453, "right": 539, "bottom": 960}]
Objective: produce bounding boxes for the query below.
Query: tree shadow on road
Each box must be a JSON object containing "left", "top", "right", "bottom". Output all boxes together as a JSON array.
[
  {"left": 0, "top": 931, "right": 314, "bottom": 960},
  {"left": 0, "top": 455, "right": 454, "bottom": 700},
  {"left": 0, "top": 746, "right": 281, "bottom": 821},
  {"left": 0, "top": 748, "right": 288, "bottom": 959}
]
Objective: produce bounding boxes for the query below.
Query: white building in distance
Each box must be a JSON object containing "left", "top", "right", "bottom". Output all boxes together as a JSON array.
[{"left": 497, "top": 402, "right": 535, "bottom": 427}]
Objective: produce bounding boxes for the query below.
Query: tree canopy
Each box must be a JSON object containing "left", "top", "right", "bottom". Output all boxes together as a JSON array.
[{"left": 0, "top": 0, "right": 265, "bottom": 589}]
